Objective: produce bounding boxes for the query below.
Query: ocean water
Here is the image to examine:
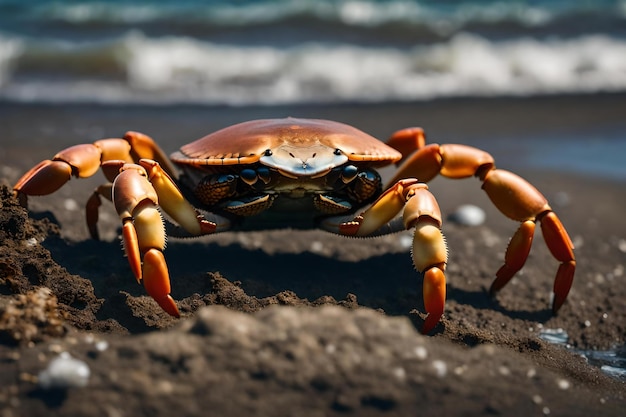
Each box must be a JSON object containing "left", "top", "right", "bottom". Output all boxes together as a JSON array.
[{"left": 0, "top": 0, "right": 626, "bottom": 105}]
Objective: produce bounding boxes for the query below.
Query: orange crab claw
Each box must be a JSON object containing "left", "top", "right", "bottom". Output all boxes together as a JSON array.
[{"left": 142, "top": 249, "right": 180, "bottom": 317}]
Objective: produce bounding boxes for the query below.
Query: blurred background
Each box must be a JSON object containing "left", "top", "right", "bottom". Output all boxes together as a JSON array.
[
  {"left": 0, "top": 0, "right": 625, "bottom": 182},
  {"left": 1, "top": 0, "right": 625, "bottom": 105}
]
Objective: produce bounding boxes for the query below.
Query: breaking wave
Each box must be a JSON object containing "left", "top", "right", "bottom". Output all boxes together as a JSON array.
[{"left": 1, "top": 30, "right": 626, "bottom": 105}]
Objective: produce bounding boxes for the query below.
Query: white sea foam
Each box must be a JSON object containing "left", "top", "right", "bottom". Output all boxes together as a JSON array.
[
  {"left": 0, "top": 35, "right": 23, "bottom": 86},
  {"left": 1, "top": 31, "right": 626, "bottom": 105}
]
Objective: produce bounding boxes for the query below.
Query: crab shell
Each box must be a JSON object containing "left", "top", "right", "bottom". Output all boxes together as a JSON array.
[{"left": 171, "top": 118, "right": 403, "bottom": 177}]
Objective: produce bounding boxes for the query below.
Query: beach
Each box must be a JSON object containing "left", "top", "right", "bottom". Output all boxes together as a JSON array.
[
  {"left": 0, "top": 93, "right": 625, "bottom": 415},
  {"left": 1, "top": 0, "right": 626, "bottom": 413}
]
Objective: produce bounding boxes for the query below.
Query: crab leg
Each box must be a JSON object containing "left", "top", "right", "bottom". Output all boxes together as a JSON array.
[
  {"left": 14, "top": 142, "right": 117, "bottom": 199},
  {"left": 112, "top": 164, "right": 180, "bottom": 317},
  {"left": 338, "top": 179, "right": 420, "bottom": 236},
  {"left": 123, "top": 131, "right": 177, "bottom": 177},
  {"left": 111, "top": 159, "right": 219, "bottom": 317},
  {"left": 13, "top": 130, "right": 215, "bottom": 316},
  {"left": 13, "top": 132, "right": 175, "bottom": 234},
  {"left": 334, "top": 179, "right": 448, "bottom": 334},
  {"left": 404, "top": 185, "right": 447, "bottom": 335},
  {"left": 387, "top": 128, "right": 576, "bottom": 313}
]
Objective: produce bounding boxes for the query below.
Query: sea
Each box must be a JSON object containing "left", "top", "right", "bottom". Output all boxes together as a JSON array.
[{"left": 0, "top": 0, "right": 626, "bottom": 105}]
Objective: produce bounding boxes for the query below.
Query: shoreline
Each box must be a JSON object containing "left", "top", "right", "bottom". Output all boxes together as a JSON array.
[
  {"left": 2, "top": 91, "right": 625, "bottom": 180},
  {"left": 2, "top": 91, "right": 626, "bottom": 138}
]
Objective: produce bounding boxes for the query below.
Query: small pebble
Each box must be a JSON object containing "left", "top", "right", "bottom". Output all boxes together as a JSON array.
[
  {"left": 64, "top": 198, "right": 79, "bottom": 211},
  {"left": 414, "top": 345, "right": 428, "bottom": 360},
  {"left": 557, "top": 379, "right": 570, "bottom": 390},
  {"left": 95, "top": 340, "right": 109, "bottom": 352},
  {"left": 448, "top": 204, "right": 486, "bottom": 226},
  {"left": 432, "top": 360, "right": 447, "bottom": 377},
  {"left": 392, "top": 367, "right": 406, "bottom": 381},
  {"left": 310, "top": 241, "right": 324, "bottom": 253},
  {"left": 453, "top": 365, "right": 467, "bottom": 375},
  {"left": 38, "top": 352, "right": 90, "bottom": 389}
]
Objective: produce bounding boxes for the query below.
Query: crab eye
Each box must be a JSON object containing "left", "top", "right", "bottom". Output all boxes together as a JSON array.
[
  {"left": 257, "top": 166, "right": 271, "bottom": 184},
  {"left": 264, "top": 149, "right": 273, "bottom": 156},
  {"left": 240, "top": 168, "right": 257, "bottom": 185},
  {"left": 334, "top": 148, "right": 342, "bottom": 155},
  {"left": 341, "top": 165, "right": 358, "bottom": 183}
]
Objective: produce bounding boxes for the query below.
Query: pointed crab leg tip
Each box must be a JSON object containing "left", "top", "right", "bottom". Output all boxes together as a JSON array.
[
  {"left": 551, "top": 295, "right": 567, "bottom": 315},
  {"left": 488, "top": 278, "right": 502, "bottom": 296},
  {"left": 158, "top": 295, "right": 181, "bottom": 318},
  {"left": 421, "top": 316, "right": 440, "bottom": 335},
  {"left": 488, "top": 286, "right": 498, "bottom": 298},
  {"left": 551, "top": 261, "right": 575, "bottom": 315}
]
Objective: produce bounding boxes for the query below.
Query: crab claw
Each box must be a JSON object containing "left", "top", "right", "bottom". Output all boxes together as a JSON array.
[{"left": 114, "top": 164, "right": 180, "bottom": 317}]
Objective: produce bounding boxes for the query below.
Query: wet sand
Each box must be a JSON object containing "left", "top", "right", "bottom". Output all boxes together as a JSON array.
[{"left": 0, "top": 94, "right": 625, "bottom": 415}]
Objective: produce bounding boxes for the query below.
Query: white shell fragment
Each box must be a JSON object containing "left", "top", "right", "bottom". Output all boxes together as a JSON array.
[
  {"left": 448, "top": 204, "right": 486, "bottom": 226},
  {"left": 38, "top": 352, "right": 90, "bottom": 389}
]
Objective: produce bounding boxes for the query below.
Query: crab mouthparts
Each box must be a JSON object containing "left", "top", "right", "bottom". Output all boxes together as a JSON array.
[{"left": 260, "top": 144, "right": 348, "bottom": 177}]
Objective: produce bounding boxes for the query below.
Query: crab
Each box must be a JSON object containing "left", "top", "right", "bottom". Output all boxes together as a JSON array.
[{"left": 13, "top": 118, "right": 576, "bottom": 333}]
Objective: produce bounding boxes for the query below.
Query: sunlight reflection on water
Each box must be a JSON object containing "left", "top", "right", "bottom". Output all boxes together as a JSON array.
[{"left": 539, "top": 328, "right": 626, "bottom": 381}]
